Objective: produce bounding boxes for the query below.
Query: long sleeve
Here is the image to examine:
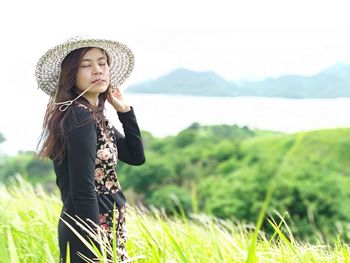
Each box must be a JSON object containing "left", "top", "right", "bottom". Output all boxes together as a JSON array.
[
  {"left": 113, "top": 107, "right": 145, "bottom": 165},
  {"left": 67, "top": 118, "right": 100, "bottom": 227}
]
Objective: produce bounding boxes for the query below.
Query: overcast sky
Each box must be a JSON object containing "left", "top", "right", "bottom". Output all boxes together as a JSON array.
[
  {"left": 1, "top": 0, "right": 350, "bottom": 154},
  {"left": 2, "top": 0, "right": 350, "bottom": 87}
]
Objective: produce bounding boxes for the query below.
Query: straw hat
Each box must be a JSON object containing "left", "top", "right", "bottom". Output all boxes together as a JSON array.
[{"left": 35, "top": 36, "right": 134, "bottom": 96}]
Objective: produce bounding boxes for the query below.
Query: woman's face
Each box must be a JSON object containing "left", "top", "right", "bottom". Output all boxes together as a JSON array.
[{"left": 75, "top": 48, "right": 110, "bottom": 95}]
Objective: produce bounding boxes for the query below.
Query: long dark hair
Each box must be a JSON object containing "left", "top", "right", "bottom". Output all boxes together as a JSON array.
[{"left": 38, "top": 47, "right": 110, "bottom": 164}]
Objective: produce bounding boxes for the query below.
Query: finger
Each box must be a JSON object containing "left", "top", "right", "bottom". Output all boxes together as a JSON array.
[{"left": 113, "top": 90, "right": 122, "bottom": 99}]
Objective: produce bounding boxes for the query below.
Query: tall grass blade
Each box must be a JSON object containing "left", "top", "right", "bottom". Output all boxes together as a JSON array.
[{"left": 7, "top": 229, "right": 19, "bottom": 263}]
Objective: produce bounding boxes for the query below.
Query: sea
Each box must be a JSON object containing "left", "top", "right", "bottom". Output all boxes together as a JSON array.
[{"left": 1, "top": 93, "right": 350, "bottom": 155}]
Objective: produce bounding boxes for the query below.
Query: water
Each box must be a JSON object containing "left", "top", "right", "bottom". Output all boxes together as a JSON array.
[
  {"left": 125, "top": 94, "right": 350, "bottom": 135},
  {"left": 1, "top": 93, "right": 350, "bottom": 155}
]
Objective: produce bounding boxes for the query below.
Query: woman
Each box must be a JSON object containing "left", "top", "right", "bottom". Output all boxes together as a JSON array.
[{"left": 35, "top": 37, "right": 145, "bottom": 262}]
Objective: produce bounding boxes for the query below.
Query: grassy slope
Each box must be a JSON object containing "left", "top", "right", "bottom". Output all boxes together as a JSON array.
[{"left": 200, "top": 128, "right": 350, "bottom": 242}]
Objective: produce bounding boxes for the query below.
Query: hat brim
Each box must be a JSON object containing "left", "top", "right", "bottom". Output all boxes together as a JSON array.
[{"left": 35, "top": 38, "right": 134, "bottom": 96}]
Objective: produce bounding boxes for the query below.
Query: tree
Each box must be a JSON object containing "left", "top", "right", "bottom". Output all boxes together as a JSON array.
[
  {"left": 0, "top": 132, "right": 5, "bottom": 144},
  {"left": 0, "top": 132, "right": 5, "bottom": 156}
]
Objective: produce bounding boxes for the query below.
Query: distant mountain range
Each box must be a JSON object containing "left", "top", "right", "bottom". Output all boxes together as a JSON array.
[{"left": 126, "top": 63, "right": 350, "bottom": 98}]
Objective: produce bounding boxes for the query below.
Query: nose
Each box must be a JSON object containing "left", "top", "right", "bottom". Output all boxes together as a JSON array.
[{"left": 92, "top": 63, "right": 103, "bottom": 75}]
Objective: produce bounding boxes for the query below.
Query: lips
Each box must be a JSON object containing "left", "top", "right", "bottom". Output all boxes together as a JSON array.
[{"left": 92, "top": 79, "right": 104, "bottom": 84}]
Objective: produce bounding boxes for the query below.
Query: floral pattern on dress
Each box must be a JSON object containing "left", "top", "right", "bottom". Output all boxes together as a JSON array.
[{"left": 76, "top": 102, "right": 129, "bottom": 261}]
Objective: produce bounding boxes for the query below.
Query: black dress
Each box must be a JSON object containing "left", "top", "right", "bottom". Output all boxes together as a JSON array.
[{"left": 54, "top": 101, "right": 145, "bottom": 262}]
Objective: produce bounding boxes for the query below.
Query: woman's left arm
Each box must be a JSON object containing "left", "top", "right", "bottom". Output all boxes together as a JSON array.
[
  {"left": 107, "top": 87, "right": 145, "bottom": 165},
  {"left": 113, "top": 108, "right": 145, "bottom": 165}
]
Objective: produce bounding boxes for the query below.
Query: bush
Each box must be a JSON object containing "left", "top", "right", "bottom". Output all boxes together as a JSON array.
[{"left": 146, "top": 184, "right": 192, "bottom": 215}]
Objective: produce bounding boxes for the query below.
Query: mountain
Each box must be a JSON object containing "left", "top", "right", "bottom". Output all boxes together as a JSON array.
[
  {"left": 126, "top": 64, "right": 350, "bottom": 98},
  {"left": 237, "top": 63, "right": 350, "bottom": 98},
  {"left": 127, "top": 68, "right": 237, "bottom": 96}
]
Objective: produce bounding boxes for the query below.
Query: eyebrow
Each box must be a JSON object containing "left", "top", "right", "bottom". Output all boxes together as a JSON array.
[{"left": 80, "top": 57, "right": 107, "bottom": 62}]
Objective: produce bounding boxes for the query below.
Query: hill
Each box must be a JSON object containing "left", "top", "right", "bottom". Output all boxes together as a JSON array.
[
  {"left": 117, "top": 125, "right": 350, "bottom": 241},
  {"left": 127, "top": 68, "right": 237, "bottom": 96},
  {"left": 2, "top": 124, "right": 350, "bottom": 242},
  {"left": 126, "top": 63, "right": 350, "bottom": 98}
]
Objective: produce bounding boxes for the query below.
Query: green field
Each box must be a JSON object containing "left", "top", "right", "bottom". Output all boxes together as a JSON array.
[{"left": 1, "top": 178, "right": 349, "bottom": 263}]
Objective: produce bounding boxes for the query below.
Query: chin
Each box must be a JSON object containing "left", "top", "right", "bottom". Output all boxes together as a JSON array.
[
  {"left": 100, "top": 85, "right": 109, "bottom": 93},
  {"left": 94, "top": 83, "right": 109, "bottom": 93}
]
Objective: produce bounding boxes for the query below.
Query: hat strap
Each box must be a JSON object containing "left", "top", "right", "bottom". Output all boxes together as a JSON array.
[{"left": 53, "top": 80, "right": 102, "bottom": 112}]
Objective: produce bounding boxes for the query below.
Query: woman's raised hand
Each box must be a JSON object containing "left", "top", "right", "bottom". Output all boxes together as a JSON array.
[{"left": 107, "top": 87, "right": 131, "bottom": 113}]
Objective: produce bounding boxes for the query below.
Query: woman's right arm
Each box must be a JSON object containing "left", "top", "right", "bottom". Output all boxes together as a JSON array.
[{"left": 67, "top": 116, "right": 100, "bottom": 227}]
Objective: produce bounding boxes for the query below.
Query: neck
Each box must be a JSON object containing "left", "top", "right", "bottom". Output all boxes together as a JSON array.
[{"left": 83, "top": 93, "right": 99, "bottom": 107}]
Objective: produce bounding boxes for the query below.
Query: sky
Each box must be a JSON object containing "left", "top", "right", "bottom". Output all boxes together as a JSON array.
[
  {"left": 1, "top": 0, "right": 350, "bottom": 154},
  {"left": 2, "top": 0, "right": 350, "bottom": 85}
]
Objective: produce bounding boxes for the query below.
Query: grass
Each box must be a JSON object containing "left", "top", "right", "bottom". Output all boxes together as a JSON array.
[{"left": 0, "top": 177, "right": 349, "bottom": 262}]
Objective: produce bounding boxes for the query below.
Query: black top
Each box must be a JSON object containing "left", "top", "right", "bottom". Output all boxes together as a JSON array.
[{"left": 54, "top": 104, "right": 145, "bottom": 228}]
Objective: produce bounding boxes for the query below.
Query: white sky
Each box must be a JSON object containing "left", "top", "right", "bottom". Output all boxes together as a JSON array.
[
  {"left": 2, "top": 0, "right": 350, "bottom": 86},
  {"left": 1, "top": 0, "right": 350, "bottom": 154}
]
